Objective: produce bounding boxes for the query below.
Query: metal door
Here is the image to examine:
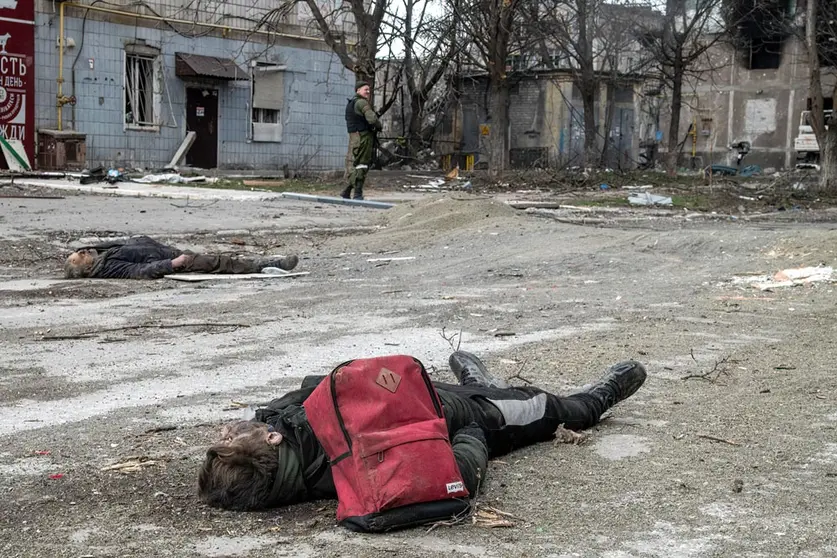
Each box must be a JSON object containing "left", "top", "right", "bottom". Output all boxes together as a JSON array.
[{"left": 185, "top": 88, "right": 218, "bottom": 168}]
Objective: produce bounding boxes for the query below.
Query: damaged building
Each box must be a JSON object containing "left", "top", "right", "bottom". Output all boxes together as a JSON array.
[
  {"left": 659, "top": 0, "right": 833, "bottom": 171},
  {"left": 7, "top": 0, "right": 356, "bottom": 171},
  {"left": 434, "top": 3, "right": 662, "bottom": 171}
]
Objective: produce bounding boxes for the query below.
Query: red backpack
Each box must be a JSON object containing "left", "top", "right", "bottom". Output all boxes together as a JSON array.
[{"left": 303, "top": 355, "right": 470, "bottom": 532}]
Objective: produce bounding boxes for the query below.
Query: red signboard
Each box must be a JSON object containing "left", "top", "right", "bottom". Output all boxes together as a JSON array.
[{"left": 0, "top": 0, "right": 35, "bottom": 168}]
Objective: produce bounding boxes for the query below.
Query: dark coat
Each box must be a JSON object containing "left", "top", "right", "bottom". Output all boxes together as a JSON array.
[{"left": 84, "top": 236, "right": 182, "bottom": 279}]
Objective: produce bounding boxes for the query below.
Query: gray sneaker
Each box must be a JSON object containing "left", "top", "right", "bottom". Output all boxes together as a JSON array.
[{"left": 449, "top": 351, "right": 509, "bottom": 389}]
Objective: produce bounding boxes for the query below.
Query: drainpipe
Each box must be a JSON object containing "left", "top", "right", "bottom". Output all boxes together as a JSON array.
[{"left": 57, "top": 1, "right": 65, "bottom": 131}]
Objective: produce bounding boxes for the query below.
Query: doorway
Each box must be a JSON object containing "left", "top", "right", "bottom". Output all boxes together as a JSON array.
[{"left": 185, "top": 88, "right": 218, "bottom": 168}]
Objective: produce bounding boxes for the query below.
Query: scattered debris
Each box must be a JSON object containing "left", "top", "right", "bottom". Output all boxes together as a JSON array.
[
  {"left": 366, "top": 256, "right": 416, "bottom": 263},
  {"left": 554, "top": 425, "right": 588, "bottom": 445},
  {"left": 133, "top": 173, "right": 209, "bottom": 184},
  {"left": 34, "top": 450, "right": 51, "bottom": 456},
  {"left": 731, "top": 266, "right": 834, "bottom": 290},
  {"left": 732, "top": 479, "right": 744, "bottom": 493},
  {"left": 681, "top": 352, "right": 731, "bottom": 383},
  {"left": 48, "top": 473, "right": 64, "bottom": 480},
  {"left": 628, "top": 192, "right": 673, "bottom": 206},
  {"left": 472, "top": 505, "right": 516, "bottom": 528},
  {"left": 101, "top": 456, "right": 160, "bottom": 473},
  {"left": 696, "top": 434, "right": 741, "bottom": 446},
  {"left": 144, "top": 426, "right": 177, "bottom": 434},
  {"left": 168, "top": 131, "right": 197, "bottom": 168}
]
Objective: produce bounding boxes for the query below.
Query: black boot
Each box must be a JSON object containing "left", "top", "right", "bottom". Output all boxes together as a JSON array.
[
  {"left": 261, "top": 255, "right": 299, "bottom": 271},
  {"left": 449, "top": 351, "right": 509, "bottom": 389},
  {"left": 340, "top": 186, "right": 352, "bottom": 199},
  {"left": 580, "top": 361, "right": 647, "bottom": 408}
]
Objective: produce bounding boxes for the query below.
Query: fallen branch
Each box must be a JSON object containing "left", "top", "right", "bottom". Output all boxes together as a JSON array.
[
  {"left": 144, "top": 425, "right": 177, "bottom": 434},
  {"left": 440, "top": 327, "right": 463, "bottom": 352},
  {"left": 40, "top": 322, "right": 250, "bottom": 341},
  {"left": 682, "top": 354, "right": 731, "bottom": 383},
  {"left": 507, "top": 359, "right": 533, "bottom": 385},
  {"left": 696, "top": 434, "right": 741, "bottom": 446}
]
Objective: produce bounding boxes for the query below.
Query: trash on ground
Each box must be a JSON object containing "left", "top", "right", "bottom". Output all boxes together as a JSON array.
[
  {"left": 34, "top": 450, "right": 51, "bottom": 456},
  {"left": 133, "top": 173, "right": 207, "bottom": 184},
  {"left": 731, "top": 266, "right": 834, "bottom": 290},
  {"left": 628, "top": 192, "right": 673, "bottom": 206},
  {"left": 48, "top": 473, "right": 64, "bottom": 480}
]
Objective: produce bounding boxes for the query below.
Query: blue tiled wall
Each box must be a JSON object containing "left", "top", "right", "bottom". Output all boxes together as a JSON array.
[{"left": 34, "top": 10, "right": 353, "bottom": 170}]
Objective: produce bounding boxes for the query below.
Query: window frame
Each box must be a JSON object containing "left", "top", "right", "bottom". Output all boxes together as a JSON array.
[{"left": 123, "top": 50, "right": 162, "bottom": 132}]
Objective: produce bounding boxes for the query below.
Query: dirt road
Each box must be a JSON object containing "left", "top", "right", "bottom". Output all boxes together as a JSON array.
[{"left": 1, "top": 189, "right": 836, "bottom": 557}]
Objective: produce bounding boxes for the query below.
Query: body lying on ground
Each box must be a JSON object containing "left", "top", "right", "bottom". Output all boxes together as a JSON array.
[
  {"left": 63, "top": 236, "right": 299, "bottom": 280},
  {"left": 198, "top": 351, "right": 647, "bottom": 512}
]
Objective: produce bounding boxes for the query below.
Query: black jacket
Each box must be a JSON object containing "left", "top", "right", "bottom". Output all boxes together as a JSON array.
[
  {"left": 254, "top": 380, "right": 493, "bottom": 507},
  {"left": 84, "top": 236, "right": 182, "bottom": 279}
]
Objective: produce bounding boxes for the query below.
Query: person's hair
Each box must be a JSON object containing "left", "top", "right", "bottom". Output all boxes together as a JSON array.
[
  {"left": 64, "top": 254, "right": 93, "bottom": 279},
  {"left": 197, "top": 423, "right": 279, "bottom": 511}
]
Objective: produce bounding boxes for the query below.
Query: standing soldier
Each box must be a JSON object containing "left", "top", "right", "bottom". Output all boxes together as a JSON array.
[{"left": 341, "top": 81, "right": 382, "bottom": 201}]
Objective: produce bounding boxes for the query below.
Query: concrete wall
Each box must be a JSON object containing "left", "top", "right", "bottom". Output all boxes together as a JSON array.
[
  {"left": 454, "top": 74, "right": 641, "bottom": 169},
  {"left": 33, "top": 3, "right": 354, "bottom": 170},
  {"left": 659, "top": 37, "right": 813, "bottom": 171}
]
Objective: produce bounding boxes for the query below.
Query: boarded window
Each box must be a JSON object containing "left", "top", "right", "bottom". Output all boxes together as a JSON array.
[{"left": 252, "top": 67, "right": 285, "bottom": 142}]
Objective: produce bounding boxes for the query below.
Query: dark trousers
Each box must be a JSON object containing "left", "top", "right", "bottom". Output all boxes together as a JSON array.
[
  {"left": 181, "top": 253, "right": 262, "bottom": 274},
  {"left": 299, "top": 376, "right": 606, "bottom": 459},
  {"left": 435, "top": 383, "right": 606, "bottom": 458}
]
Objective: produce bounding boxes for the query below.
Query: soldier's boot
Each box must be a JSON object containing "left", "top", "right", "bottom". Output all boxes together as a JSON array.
[
  {"left": 340, "top": 186, "right": 352, "bottom": 199},
  {"left": 449, "top": 351, "right": 510, "bottom": 389},
  {"left": 579, "top": 361, "right": 647, "bottom": 408}
]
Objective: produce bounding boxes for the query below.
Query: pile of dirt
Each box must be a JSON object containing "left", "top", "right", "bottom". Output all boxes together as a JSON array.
[
  {"left": 360, "top": 194, "right": 522, "bottom": 251},
  {"left": 380, "top": 194, "right": 519, "bottom": 232}
]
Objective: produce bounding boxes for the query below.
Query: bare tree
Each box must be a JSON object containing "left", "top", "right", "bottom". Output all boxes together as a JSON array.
[
  {"left": 382, "top": 0, "right": 461, "bottom": 154},
  {"left": 638, "top": 0, "right": 728, "bottom": 174},
  {"left": 456, "top": 0, "right": 529, "bottom": 175},
  {"left": 300, "top": 0, "right": 389, "bottom": 88},
  {"left": 531, "top": 0, "right": 656, "bottom": 167},
  {"left": 805, "top": 0, "right": 837, "bottom": 189}
]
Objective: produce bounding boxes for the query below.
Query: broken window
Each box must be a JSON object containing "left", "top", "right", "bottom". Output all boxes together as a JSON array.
[
  {"left": 124, "top": 54, "right": 157, "bottom": 127},
  {"left": 252, "top": 65, "right": 285, "bottom": 142},
  {"left": 747, "top": 38, "right": 782, "bottom": 69}
]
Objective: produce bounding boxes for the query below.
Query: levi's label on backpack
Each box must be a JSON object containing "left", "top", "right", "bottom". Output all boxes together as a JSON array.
[{"left": 304, "top": 355, "right": 470, "bottom": 532}]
